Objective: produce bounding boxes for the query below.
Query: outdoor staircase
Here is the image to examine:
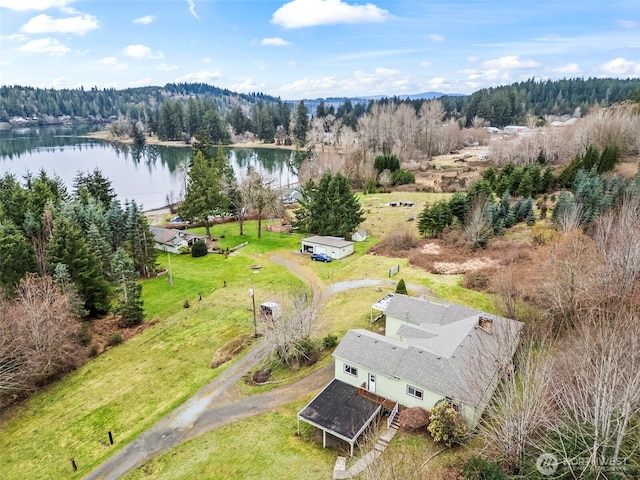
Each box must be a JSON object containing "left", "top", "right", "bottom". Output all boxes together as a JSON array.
[{"left": 333, "top": 413, "right": 400, "bottom": 479}]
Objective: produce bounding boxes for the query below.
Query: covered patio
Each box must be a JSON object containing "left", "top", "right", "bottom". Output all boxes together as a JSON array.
[{"left": 297, "top": 379, "right": 382, "bottom": 456}]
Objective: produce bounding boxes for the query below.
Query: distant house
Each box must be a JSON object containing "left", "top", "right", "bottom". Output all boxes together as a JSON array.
[
  {"left": 503, "top": 125, "right": 530, "bottom": 134},
  {"left": 149, "top": 226, "right": 205, "bottom": 254},
  {"left": 301, "top": 236, "right": 354, "bottom": 260},
  {"left": 282, "top": 188, "right": 304, "bottom": 204},
  {"left": 351, "top": 228, "right": 367, "bottom": 243},
  {"left": 298, "top": 294, "right": 523, "bottom": 454}
]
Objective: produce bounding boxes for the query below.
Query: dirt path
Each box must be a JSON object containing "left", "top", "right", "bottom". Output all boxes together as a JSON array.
[{"left": 84, "top": 253, "right": 433, "bottom": 479}]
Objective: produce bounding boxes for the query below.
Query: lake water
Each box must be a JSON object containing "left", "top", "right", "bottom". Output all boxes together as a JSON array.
[{"left": 0, "top": 125, "right": 298, "bottom": 210}]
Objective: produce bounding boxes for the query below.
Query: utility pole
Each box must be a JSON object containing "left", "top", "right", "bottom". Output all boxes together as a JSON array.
[{"left": 249, "top": 285, "right": 257, "bottom": 338}]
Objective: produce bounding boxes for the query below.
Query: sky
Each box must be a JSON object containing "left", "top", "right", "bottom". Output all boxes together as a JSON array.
[{"left": 0, "top": 0, "right": 639, "bottom": 100}]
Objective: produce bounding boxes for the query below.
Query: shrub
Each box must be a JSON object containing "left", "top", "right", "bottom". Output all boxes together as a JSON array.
[
  {"left": 391, "top": 169, "right": 415, "bottom": 186},
  {"left": 462, "top": 456, "right": 507, "bottom": 480},
  {"left": 395, "top": 279, "right": 408, "bottom": 295},
  {"left": 427, "top": 399, "right": 468, "bottom": 447},
  {"left": 177, "top": 245, "right": 190, "bottom": 254},
  {"left": 88, "top": 344, "right": 99, "bottom": 357},
  {"left": 322, "top": 334, "right": 338, "bottom": 349},
  {"left": 373, "top": 154, "right": 400, "bottom": 173},
  {"left": 191, "top": 240, "right": 207, "bottom": 257},
  {"left": 107, "top": 333, "right": 122, "bottom": 347},
  {"left": 183, "top": 300, "right": 190, "bottom": 309},
  {"left": 78, "top": 322, "right": 92, "bottom": 347},
  {"left": 398, "top": 407, "right": 430, "bottom": 431}
]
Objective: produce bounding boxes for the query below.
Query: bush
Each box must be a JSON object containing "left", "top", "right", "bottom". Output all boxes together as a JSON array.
[
  {"left": 183, "top": 300, "right": 190, "bottom": 309},
  {"left": 78, "top": 322, "right": 92, "bottom": 347},
  {"left": 427, "top": 399, "right": 468, "bottom": 447},
  {"left": 88, "top": 344, "right": 99, "bottom": 357},
  {"left": 462, "top": 456, "right": 507, "bottom": 480},
  {"left": 398, "top": 407, "right": 430, "bottom": 431},
  {"left": 374, "top": 154, "right": 400, "bottom": 173},
  {"left": 395, "top": 279, "right": 408, "bottom": 295},
  {"left": 191, "top": 240, "right": 208, "bottom": 257},
  {"left": 391, "top": 169, "right": 415, "bottom": 186},
  {"left": 107, "top": 333, "right": 122, "bottom": 347},
  {"left": 322, "top": 334, "right": 338, "bottom": 348}
]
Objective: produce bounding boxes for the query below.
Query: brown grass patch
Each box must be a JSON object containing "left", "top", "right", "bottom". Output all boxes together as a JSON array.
[{"left": 210, "top": 334, "right": 253, "bottom": 369}]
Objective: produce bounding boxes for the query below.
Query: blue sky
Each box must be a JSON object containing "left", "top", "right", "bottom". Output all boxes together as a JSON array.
[{"left": 0, "top": 0, "right": 639, "bottom": 100}]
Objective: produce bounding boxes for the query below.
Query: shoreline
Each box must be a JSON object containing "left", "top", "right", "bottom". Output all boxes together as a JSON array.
[{"left": 81, "top": 130, "right": 298, "bottom": 151}]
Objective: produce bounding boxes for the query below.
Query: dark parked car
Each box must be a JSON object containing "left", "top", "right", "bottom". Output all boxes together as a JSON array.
[{"left": 310, "top": 252, "right": 333, "bottom": 262}]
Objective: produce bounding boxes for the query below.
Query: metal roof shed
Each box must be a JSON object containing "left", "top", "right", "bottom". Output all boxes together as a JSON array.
[{"left": 301, "top": 236, "right": 354, "bottom": 260}]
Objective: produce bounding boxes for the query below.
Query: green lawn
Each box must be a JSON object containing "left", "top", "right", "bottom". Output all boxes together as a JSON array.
[
  {"left": 0, "top": 224, "right": 307, "bottom": 480},
  {"left": 123, "top": 400, "right": 335, "bottom": 480},
  {"left": 0, "top": 216, "right": 498, "bottom": 479}
]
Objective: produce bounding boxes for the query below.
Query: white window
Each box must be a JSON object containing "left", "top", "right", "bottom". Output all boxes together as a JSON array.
[
  {"left": 407, "top": 385, "right": 423, "bottom": 399},
  {"left": 344, "top": 364, "right": 358, "bottom": 377}
]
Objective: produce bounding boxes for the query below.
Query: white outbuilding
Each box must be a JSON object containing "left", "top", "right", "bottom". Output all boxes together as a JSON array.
[{"left": 301, "top": 235, "right": 354, "bottom": 260}]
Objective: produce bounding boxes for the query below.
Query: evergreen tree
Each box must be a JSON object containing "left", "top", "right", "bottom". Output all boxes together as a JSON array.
[
  {"left": 0, "top": 221, "right": 37, "bottom": 294},
  {"left": 448, "top": 192, "right": 469, "bottom": 223},
  {"left": 418, "top": 200, "right": 453, "bottom": 237},
  {"left": 179, "top": 150, "right": 224, "bottom": 239},
  {"left": 111, "top": 247, "right": 144, "bottom": 327},
  {"left": 106, "top": 199, "right": 126, "bottom": 250},
  {"left": 47, "top": 215, "right": 111, "bottom": 315},
  {"left": 292, "top": 101, "right": 309, "bottom": 144},
  {"left": 395, "top": 279, "right": 408, "bottom": 295},
  {"left": 73, "top": 168, "right": 115, "bottom": 210},
  {"left": 294, "top": 172, "right": 364, "bottom": 238},
  {"left": 125, "top": 200, "right": 157, "bottom": 277}
]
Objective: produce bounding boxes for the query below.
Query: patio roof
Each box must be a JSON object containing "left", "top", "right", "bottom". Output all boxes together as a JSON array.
[{"left": 297, "top": 379, "right": 381, "bottom": 456}]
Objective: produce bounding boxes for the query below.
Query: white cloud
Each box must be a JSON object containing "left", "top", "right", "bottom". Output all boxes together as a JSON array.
[
  {"left": 0, "top": 0, "right": 73, "bottom": 11},
  {"left": 157, "top": 63, "right": 178, "bottom": 71},
  {"left": 21, "top": 14, "right": 98, "bottom": 36},
  {"left": 134, "top": 15, "right": 157, "bottom": 25},
  {"left": 52, "top": 76, "right": 68, "bottom": 87},
  {"left": 1, "top": 34, "right": 27, "bottom": 42},
  {"left": 333, "top": 48, "right": 419, "bottom": 61},
  {"left": 428, "top": 34, "right": 443, "bottom": 43},
  {"left": 428, "top": 77, "right": 449, "bottom": 89},
  {"left": 18, "top": 37, "right": 70, "bottom": 55},
  {"left": 618, "top": 19, "right": 637, "bottom": 29},
  {"left": 98, "top": 56, "right": 117, "bottom": 65},
  {"left": 600, "top": 57, "right": 640, "bottom": 75},
  {"left": 420, "top": 61, "right": 432, "bottom": 68},
  {"left": 186, "top": 0, "right": 199, "bottom": 20},
  {"left": 129, "top": 77, "right": 152, "bottom": 87},
  {"left": 98, "top": 57, "right": 127, "bottom": 70},
  {"left": 261, "top": 37, "right": 291, "bottom": 46},
  {"left": 549, "top": 63, "right": 582, "bottom": 74},
  {"left": 374, "top": 67, "right": 401, "bottom": 75},
  {"left": 229, "top": 78, "right": 266, "bottom": 93},
  {"left": 272, "top": 0, "right": 390, "bottom": 29},
  {"left": 174, "top": 70, "right": 221, "bottom": 83},
  {"left": 481, "top": 56, "right": 539, "bottom": 69},
  {"left": 202, "top": 57, "right": 212, "bottom": 63},
  {"left": 123, "top": 44, "right": 164, "bottom": 59}
]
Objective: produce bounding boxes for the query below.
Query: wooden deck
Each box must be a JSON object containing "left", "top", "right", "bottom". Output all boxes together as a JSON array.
[{"left": 358, "top": 385, "right": 397, "bottom": 410}]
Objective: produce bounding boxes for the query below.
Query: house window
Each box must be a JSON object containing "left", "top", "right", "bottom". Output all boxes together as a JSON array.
[
  {"left": 407, "top": 385, "right": 423, "bottom": 400},
  {"left": 344, "top": 364, "right": 358, "bottom": 377}
]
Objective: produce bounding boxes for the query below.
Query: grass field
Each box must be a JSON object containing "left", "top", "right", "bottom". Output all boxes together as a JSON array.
[{"left": 0, "top": 196, "right": 500, "bottom": 479}]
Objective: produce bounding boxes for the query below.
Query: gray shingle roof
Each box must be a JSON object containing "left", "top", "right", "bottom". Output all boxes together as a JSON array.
[
  {"left": 384, "top": 294, "right": 479, "bottom": 326},
  {"left": 334, "top": 295, "right": 524, "bottom": 406},
  {"left": 149, "top": 226, "right": 204, "bottom": 247}
]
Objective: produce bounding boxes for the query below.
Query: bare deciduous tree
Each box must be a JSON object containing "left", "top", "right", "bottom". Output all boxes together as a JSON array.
[
  {"left": 479, "top": 341, "right": 554, "bottom": 470},
  {"left": 463, "top": 195, "right": 493, "bottom": 248},
  {"left": 544, "top": 309, "right": 640, "bottom": 477},
  {"left": 0, "top": 275, "right": 80, "bottom": 404},
  {"left": 241, "top": 166, "right": 279, "bottom": 239},
  {"left": 260, "top": 292, "right": 318, "bottom": 367}
]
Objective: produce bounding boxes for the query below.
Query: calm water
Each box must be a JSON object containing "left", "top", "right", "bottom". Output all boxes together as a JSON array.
[{"left": 0, "top": 125, "right": 298, "bottom": 210}]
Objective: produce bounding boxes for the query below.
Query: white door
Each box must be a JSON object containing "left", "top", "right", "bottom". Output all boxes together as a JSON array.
[{"left": 368, "top": 373, "right": 376, "bottom": 393}]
